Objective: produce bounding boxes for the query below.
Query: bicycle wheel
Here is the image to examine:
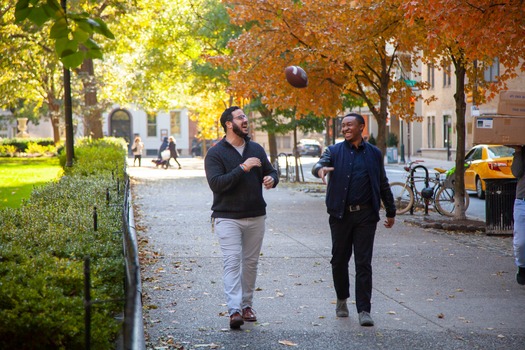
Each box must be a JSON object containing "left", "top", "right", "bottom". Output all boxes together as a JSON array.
[
  {"left": 434, "top": 186, "right": 470, "bottom": 217},
  {"left": 389, "top": 182, "right": 414, "bottom": 214}
]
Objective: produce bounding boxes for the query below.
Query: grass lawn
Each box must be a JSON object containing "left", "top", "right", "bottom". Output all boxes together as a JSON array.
[{"left": 0, "top": 157, "right": 63, "bottom": 209}]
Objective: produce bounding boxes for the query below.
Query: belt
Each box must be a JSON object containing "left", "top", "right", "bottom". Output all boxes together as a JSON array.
[{"left": 348, "top": 204, "right": 371, "bottom": 212}]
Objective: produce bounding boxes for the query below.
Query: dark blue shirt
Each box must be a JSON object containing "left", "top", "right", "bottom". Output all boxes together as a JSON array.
[{"left": 346, "top": 143, "right": 372, "bottom": 205}]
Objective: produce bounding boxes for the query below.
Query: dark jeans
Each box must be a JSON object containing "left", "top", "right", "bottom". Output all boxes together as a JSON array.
[
  {"left": 329, "top": 208, "right": 377, "bottom": 313},
  {"left": 168, "top": 157, "right": 181, "bottom": 168},
  {"left": 133, "top": 155, "right": 142, "bottom": 166}
]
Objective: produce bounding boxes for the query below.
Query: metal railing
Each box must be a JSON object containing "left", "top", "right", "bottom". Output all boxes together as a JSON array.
[{"left": 121, "top": 172, "right": 146, "bottom": 349}]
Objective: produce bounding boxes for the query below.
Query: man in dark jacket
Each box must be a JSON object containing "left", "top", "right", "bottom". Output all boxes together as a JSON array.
[
  {"left": 312, "top": 113, "right": 396, "bottom": 327},
  {"left": 204, "top": 106, "right": 279, "bottom": 329}
]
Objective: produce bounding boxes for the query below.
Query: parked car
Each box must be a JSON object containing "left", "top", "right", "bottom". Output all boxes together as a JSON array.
[
  {"left": 296, "top": 139, "right": 322, "bottom": 157},
  {"left": 464, "top": 144, "right": 515, "bottom": 199}
]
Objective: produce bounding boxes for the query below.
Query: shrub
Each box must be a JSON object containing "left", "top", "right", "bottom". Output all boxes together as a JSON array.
[
  {"left": 25, "top": 142, "right": 57, "bottom": 156},
  {"left": 387, "top": 132, "right": 399, "bottom": 147},
  {"left": 0, "top": 138, "right": 55, "bottom": 153},
  {"left": 0, "top": 137, "right": 127, "bottom": 349},
  {"left": 0, "top": 144, "right": 17, "bottom": 156},
  {"left": 59, "top": 137, "right": 127, "bottom": 176}
]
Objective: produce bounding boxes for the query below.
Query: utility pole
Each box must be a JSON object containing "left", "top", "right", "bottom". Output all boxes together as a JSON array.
[{"left": 61, "top": 0, "right": 74, "bottom": 167}]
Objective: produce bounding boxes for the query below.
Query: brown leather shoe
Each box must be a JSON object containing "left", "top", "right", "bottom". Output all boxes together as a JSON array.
[
  {"left": 242, "top": 307, "right": 257, "bottom": 322},
  {"left": 229, "top": 312, "right": 244, "bottom": 329}
]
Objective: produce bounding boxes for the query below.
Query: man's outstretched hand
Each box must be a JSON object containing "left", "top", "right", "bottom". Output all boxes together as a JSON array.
[{"left": 317, "top": 167, "right": 335, "bottom": 184}]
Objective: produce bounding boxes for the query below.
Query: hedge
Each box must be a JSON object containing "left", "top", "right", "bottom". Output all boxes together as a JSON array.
[
  {"left": 0, "top": 137, "right": 128, "bottom": 349},
  {"left": 0, "top": 137, "right": 56, "bottom": 153}
]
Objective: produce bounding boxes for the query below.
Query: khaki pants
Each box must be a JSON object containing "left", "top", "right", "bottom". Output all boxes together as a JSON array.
[{"left": 215, "top": 216, "right": 266, "bottom": 316}]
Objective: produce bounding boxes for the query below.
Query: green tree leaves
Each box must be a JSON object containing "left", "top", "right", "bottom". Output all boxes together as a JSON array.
[{"left": 14, "top": 0, "right": 114, "bottom": 69}]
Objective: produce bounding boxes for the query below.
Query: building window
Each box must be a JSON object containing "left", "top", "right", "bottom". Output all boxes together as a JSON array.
[
  {"left": 427, "top": 116, "right": 435, "bottom": 148},
  {"left": 147, "top": 112, "right": 157, "bottom": 137},
  {"left": 0, "top": 119, "right": 8, "bottom": 138},
  {"left": 484, "top": 57, "right": 499, "bottom": 82},
  {"left": 170, "top": 111, "right": 181, "bottom": 135},
  {"left": 443, "top": 64, "right": 451, "bottom": 87},
  {"left": 427, "top": 64, "right": 435, "bottom": 89}
]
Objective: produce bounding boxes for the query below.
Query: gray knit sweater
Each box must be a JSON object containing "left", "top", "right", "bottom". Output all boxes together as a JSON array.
[{"left": 204, "top": 137, "right": 279, "bottom": 219}]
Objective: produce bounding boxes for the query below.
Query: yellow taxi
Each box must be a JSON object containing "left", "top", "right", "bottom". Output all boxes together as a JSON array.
[{"left": 464, "top": 144, "right": 515, "bottom": 199}]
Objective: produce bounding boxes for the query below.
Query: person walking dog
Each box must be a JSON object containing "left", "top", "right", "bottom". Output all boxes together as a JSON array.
[{"left": 167, "top": 136, "right": 182, "bottom": 169}]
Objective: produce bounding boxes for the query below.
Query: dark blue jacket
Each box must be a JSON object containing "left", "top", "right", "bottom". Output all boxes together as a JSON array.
[
  {"left": 204, "top": 137, "right": 279, "bottom": 219},
  {"left": 312, "top": 140, "right": 396, "bottom": 220},
  {"left": 158, "top": 137, "right": 169, "bottom": 158}
]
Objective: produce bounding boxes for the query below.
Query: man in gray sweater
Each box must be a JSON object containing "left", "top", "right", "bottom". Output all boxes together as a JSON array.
[
  {"left": 204, "top": 106, "right": 279, "bottom": 329},
  {"left": 511, "top": 146, "right": 525, "bottom": 285}
]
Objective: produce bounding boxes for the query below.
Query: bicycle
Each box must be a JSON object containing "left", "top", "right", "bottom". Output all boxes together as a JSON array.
[{"left": 389, "top": 160, "right": 470, "bottom": 217}]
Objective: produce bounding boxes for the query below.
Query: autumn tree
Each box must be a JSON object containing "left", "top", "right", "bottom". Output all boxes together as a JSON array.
[
  {"left": 218, "top": 0, "right": 424, "bottom": 156},
  {"left": 403, "top": 0, "right": 525, "bottom": 219}
]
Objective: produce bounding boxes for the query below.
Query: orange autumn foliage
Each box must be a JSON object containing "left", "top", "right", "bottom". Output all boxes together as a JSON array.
[{"left": 213, "top": 0, "right": 424, "bottom": 153}]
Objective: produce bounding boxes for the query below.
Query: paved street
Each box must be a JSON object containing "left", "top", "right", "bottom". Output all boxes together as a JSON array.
[{"left": 129, "top": 157, "right": 524, "bottom": 350}]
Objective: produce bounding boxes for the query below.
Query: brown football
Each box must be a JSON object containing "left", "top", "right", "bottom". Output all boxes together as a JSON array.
[{"left": 285, "top": 66, "right": 308, "bottom": 88}]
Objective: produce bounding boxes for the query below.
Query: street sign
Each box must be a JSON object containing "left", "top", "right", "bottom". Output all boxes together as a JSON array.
[{"left": 404, "top": 79, "right": 417, "bottom": 87}]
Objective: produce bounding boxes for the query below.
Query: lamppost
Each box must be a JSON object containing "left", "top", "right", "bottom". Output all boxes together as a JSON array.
[{"left": 400, "top": 119, "right": 405, "bottom": 163}]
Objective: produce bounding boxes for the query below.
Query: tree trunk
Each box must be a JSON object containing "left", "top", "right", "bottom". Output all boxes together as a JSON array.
[
  {"left": 47, "top": 94, "right": 61, "bottom": 144},
  {"left": 257, "top": 106, "right": 279, "bottom": 162},
  {"left": 80, "top": 58, "right": 103, "bottom": 139},
  {"left": 267, "top": 132, "right": 277, "bottom": 164},
  {"left": 453, "top": 58, "right": 467, "bottom": 220},
  {"left": 293, "top": 124, "right": 300, "bottom": 182},
  {"left": 363, "top": 54, "right": 390, "bottom": 158}
]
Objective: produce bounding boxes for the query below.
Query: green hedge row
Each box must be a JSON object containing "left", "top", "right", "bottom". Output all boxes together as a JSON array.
[
  {"left": 0, "top": 137, "right": 128, "bottom": 349},
  {"left": 0, "top": 137, "right": 56, "bottom": 152}
]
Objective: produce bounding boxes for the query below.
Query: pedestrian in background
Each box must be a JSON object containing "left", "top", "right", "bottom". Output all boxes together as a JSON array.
[
  {"left": 131, "top": 136, "right": 144, "bottom": 167},
  {"left": 158, "top": 136, "right": 169, "bottom": 159},
  {"left": 312, "top": 113, "right": 396, "bottom": 327},
  {"left": 204, "top": 106, "right": 279, "bottom": 329},
  {"left": 167, "top": 136, "right": 182, "bottom": 169},
  {"left": 511, "top": 145, "right": 525, "bottom": 285}
]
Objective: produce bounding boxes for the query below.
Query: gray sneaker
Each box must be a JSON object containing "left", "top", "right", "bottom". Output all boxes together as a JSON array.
[
  {"left": 336, "top": 299, "right": 349, "bottom": 317},
  {"left": 358, "top": 311, "right": 374, "bottom": 326},
  {"left": 518, "top": 267, "right": 525, "bottom": 285}
]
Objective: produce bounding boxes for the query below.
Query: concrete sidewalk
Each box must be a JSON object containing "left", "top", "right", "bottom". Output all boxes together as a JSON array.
[{"left": 129, "top": 157, "right": 524, "bottom": 350}]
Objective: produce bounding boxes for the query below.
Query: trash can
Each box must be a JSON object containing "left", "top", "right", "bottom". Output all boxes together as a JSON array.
[
  {"left": 484, "top": 178, "right": 517, "bottom": 235},
  {"left": 387, "top": 147, "right": 398, "bottom": 164}
]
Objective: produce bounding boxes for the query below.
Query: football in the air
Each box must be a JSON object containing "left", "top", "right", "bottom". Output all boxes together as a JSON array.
[{"left": 285, "top": 66, "right": 308, "bottom": 88}]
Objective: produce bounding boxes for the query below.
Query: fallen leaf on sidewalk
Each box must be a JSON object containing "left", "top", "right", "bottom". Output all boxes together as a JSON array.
[
  {"left": 387, "top": 311, "right": 396, "bottom": 315},
  {"left": 194, "top": 343, "right": 219, "bottom": 348},
  {"left": 437, "top": 313, "right": 444, "bottom": 319},
  {"left": 278, "top": 340, "right": 298, "bottom": 346}
]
